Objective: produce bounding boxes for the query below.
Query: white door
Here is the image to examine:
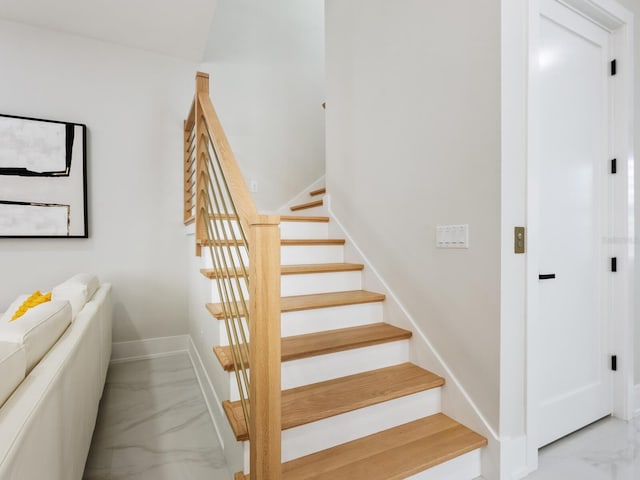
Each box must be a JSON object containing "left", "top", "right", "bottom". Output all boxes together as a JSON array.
[{"left": 535, "top": 0, "right": 612, "bottom": 448}]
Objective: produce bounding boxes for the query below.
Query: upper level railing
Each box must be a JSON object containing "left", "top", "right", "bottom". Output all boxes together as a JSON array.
[{"left": 184, "top": 72, "right": 282, "bottom": 480}]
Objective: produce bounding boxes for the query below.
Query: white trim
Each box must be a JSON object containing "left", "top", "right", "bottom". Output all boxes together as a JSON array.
[
  {"left": 500, "top": 0, "right": 530, "bottom": 477},
  {"left": 499, "top": 434, "right": 529, "bottom": 480},
  {"left": 607, "top": 0, "right": 635, "bottom": 425},
  {"left": 524, "top": 0, "right": 634, "bottom": 472},
  {"left": 110, "top": 335, "right": 190, "bottom": 363},
  {"left": 276, "top": 175, "right": 325, "bottom": 214},
  {"left": 634, "top": 384, "right": 640, "bottom": 417},
  {"left": 559, "top": 0, "right": 634, "bottom": 30},
  {"left": 325, "top": 195, "right": 500, "bottom": 442},
  {"left": 186, "top": 336, "right": 226, "bottom": 450}
]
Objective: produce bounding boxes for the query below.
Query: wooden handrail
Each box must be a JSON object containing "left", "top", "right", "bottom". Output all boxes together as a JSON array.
[
  {"left": 197, "top": 92, "right": 258, "bottom": 235},
  {"left": 184, "top": 72, "right": 282, "bottom": 480},
  {"left": 194, "top": 74, "right": 209, "bottom": 250}
]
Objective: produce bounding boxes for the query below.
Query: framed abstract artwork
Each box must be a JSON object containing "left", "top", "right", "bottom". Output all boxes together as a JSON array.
[{"left": 0, "top": 113, "right": 88, "bottom": 238}]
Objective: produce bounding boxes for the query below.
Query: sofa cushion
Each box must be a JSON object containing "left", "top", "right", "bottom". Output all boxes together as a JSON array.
[
  {"left": 10, "top": 291, "right": 52, "bottom": 321},
  {"left": 52, "top": 274, "right": 100, "bottom": 320},
  {"left": 0, "top": 301, "right": 72, "bottom": 372},
  {"left": 51, "top": 287, "right": 84, "bottom": 321},
  {"left": 0, "top": 295, "right": 28, "bottom": 324},
  {"left": 0, "top": 342, "right": 26, "bottom": 407}
]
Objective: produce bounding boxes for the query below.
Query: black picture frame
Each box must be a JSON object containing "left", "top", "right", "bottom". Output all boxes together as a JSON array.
[{"left": 0, "top": 113, "right": 88, "bottom": 238}]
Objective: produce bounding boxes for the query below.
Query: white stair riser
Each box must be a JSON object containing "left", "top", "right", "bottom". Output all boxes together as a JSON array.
[
  {"left": 209, "top": 278, "right": 249, "bottom": 304},
  {"left": 203, "top": 243, "right": 344, "bottom": 268},
  {"left": 202, "top": 247, "right": 248, "bottom": 269},
  {"left": 207, "top": 219, "right": 329, "bottom": 240},
  {"left": 405, "top": 450, "right": 482, "bottom": 480},
  {"left": 228, "top": 341, "right": 410, "bottom": 401},
  {"left": 209, "top": 270, "right": 362, "bottom": 303},
  {"left": 280, "top": 302, "right": 383, "bottom": 336},
  {"left": 281, "top": 245, "right": 344, "bottom": 265},
  {"left": 217, "top": 302, "right": 384, "bottom": 345},
  {"left": 209, "top": 219, "right": 243, "bottom": 239},
  {"left": 280, "top": 221, "right": 329, "bottom": 239},
  {"left": 289, "top": 204, "right": 325, "bottom": 216},
  {"left": 243, "top": 387, "right": 442, "bottom": 468},
  {"left": 281, "top": 271, "right": 361, "bottom": 296}
]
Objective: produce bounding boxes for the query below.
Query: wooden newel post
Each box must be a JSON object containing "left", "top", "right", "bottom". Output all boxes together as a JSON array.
[
  {"left": 194, "top": 72, "right": 210, "bottom": 256},
  {"left": 249, "top": 215, "right": 282, "bottom": 480}
]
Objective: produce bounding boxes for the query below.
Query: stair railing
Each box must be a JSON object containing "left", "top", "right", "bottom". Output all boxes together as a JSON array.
[{"left": 184, "top": 72, "right": 282, "bottom": 480}]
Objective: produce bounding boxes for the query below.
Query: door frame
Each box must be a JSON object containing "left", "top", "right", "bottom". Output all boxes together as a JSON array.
[{"left": 525, "top": 0, "right": 635, "bottom": 472}]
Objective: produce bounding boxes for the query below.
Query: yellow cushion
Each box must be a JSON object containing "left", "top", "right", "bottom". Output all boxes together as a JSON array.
[{"left": 10, "top": 291, "right": 52, "bottom": 321}]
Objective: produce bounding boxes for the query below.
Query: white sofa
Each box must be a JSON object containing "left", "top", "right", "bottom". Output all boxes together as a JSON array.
[{"left": 0, "top": 279, "right": 112, "bottom": 480}]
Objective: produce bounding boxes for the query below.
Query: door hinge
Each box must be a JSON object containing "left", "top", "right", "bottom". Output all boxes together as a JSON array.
[
  {"left": 611, "top": 59, "right": 617, "bottom": 76},
  {"left": 611, "top": 257, "right": 617, "bottom": 272},
  {"left": 611, "top": 158, "right": 617, "bottom": 174},
  {"left": 611, "top": 355, "right": 618, "bottom": 371}
]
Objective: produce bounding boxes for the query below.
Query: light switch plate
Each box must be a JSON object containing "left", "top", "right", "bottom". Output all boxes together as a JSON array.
[{"left": 436, "top": 224, "right": 469, "bottom": 249}]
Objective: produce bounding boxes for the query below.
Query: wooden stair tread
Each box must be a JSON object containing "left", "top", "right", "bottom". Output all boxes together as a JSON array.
[
  {"left": 290, "top": 199, "right": 323, "bottom": 212},
  {"left": 201, "top": 238, "right": 344, "bottom": 247},
  {"left": 213, "top": 323, "right": 411, "bottom": 371},
  {"left": 223, "top": 363, "right": 443, "bottom": 441},
  {"left": 279, "top": 263, "right": 363, "bottom": 274},
  {"left": 207, "top": 290, "right": 385, "bottom": 319},
  {"left": 208, "top": 213, "right": 329, "bottom": 222},
  {"left": 200, "top": 262, "right": 364, "bottom": 279},
  {"left": 238, "top": 414, "right": 487, "bottom": 479},
  {"left": 280, "top": 215, "right": 329, "bottom": 222},
  {"left": 309, "top": 187, "right": 326, "bottom": 196}
]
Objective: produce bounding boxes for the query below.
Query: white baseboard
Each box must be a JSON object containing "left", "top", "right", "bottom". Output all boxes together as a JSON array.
[
  {"left": 499, "top": 435, "right": 529, "bottom": 480},
  {"left": 111, "top": 335, "right": 190, "bottom": 363},
  {"left": 186, "top": 336, "right": 227, "bottom": 450},
  {"left": 634, "top": 384, "right": 640, "bottom": 417}
]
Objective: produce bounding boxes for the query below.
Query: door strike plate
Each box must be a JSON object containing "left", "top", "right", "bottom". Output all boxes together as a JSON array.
[{"left": 514, "top": 227, "right": 526, "bottom": 254}]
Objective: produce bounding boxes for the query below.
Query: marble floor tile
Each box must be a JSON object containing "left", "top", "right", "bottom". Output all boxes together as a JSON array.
[
  {"left": 524, "top": 415, "right": 640, "bottom": 480},
  {"left": 83, "top": 353, "right": 231, "bottom": 480},
  {"left": 472, "top": 416, "right": 640, "bottom": 480}
]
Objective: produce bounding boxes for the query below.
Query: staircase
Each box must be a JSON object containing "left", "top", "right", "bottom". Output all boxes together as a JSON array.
[
  {"left": 202, "top": 188, "right": 487, "bottom": 479},
  {"left": 184, "top": 72, "right": 486, "bottom": 479}
]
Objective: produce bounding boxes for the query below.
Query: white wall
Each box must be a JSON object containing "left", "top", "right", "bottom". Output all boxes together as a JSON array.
[
  {"left": 325, "top": 0, "right": 502, "bottom": 431},
  {"left": 0, "top": 20, "right": 195, "bottom": 342},
  {"left": 198, "top": 0, "right": 326, "bottom": 212}
]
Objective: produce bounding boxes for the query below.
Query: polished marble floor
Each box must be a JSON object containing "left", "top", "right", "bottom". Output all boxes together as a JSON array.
[
  {"left": 83, "top": 353, "right": 231, "bottom": 480},
  {"left": 523, "top": 415, "right": 640, "bottom": 479}
]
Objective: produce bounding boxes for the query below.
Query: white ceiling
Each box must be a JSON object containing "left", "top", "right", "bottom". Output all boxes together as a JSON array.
[{"left": 0, "top": 0, "right": 217, "bottom": 61}]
